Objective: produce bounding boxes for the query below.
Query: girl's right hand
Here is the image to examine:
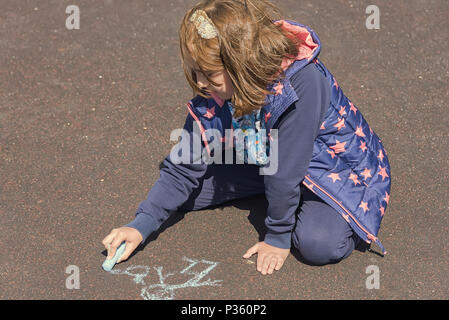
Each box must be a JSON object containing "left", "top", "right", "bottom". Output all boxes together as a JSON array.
[{"left": 102, "top": 227, "right": 143, "bottom": 263}]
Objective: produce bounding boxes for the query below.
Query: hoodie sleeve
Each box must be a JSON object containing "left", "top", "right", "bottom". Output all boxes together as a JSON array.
[
  {"left": 263, "top": 63, "right": 330, "bottom": 249},
  {"left": 126, "top": 112, "right": 208, "bottom": 242}
]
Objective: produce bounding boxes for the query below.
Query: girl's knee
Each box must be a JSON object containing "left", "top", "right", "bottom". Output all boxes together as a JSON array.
[{"left": 292, "top": 228, "right": 355, "bottom": 266}]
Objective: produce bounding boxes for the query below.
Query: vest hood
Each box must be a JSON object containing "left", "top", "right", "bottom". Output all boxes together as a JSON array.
[
  {"left": 275, "top": 20, "right": 321, "bottom": 74},
  {"left": 262, "top": 20, "right": 322, "bottom": 130}
]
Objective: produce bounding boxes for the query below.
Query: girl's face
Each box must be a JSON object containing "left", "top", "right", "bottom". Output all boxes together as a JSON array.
[{"left": 184, "top": 53, "right": 234, "bottom": 101}]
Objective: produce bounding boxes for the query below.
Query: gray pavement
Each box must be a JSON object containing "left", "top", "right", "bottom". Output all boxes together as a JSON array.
[{"left": 0, "top": 0, "right": 448, "bottom": 299}]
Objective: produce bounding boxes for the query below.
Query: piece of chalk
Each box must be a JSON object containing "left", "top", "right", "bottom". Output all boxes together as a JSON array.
[{"left": 102, "top": 242, "right": 126, "bottom": 272}]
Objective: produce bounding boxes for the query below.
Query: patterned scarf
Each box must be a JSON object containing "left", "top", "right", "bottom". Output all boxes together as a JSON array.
[{"left": 227, "top": 102, "right": 269, "bottom": 166}]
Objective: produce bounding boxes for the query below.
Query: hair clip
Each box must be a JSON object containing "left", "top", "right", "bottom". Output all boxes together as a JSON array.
[{"left": 189, "top": 9, "right": 218, "bottom": 39}]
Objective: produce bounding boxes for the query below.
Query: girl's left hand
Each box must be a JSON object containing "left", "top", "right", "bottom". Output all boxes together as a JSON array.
[{"left": 243, "top": 241, "right": 290, "bottom": 275}]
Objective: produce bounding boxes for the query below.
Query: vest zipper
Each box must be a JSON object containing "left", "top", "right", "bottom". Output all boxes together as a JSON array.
[{"left": 186, "top": 102, "right": 211, "bottom": 157}]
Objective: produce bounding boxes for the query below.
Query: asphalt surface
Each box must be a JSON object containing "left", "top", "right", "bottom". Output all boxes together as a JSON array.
[{"left": 0, "top": 0, "right": 448, "bottom": 300}]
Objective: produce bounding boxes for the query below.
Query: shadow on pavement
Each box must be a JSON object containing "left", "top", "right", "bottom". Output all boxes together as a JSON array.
[{"left": 120, "top": 161, "right": 382, "bottom": 265}]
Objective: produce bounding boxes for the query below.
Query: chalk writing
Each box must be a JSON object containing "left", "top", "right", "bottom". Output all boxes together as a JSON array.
[{"left": 110, "top": 256, "right": 222, "bottom": 300}]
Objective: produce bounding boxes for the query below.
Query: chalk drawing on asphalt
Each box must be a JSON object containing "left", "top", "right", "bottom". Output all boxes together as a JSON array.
[{"left": 110, "top": 256, "right": 222, "bottom": 300}]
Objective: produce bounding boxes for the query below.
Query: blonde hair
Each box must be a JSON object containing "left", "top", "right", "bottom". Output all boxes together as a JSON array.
[{"left": 179, "top": 0, "right": 301, "bottom": 118}]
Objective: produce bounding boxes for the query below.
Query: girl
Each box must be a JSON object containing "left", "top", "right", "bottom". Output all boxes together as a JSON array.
[{"left": 102, "top": 0, "right": 391, "bottom": 275}]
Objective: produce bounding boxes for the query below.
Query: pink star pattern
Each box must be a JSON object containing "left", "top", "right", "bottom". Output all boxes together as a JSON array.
[
  {"left": 378, "top": 165, "right": 389, "bottom": 181},
  {"left": 320, "top": 121, "right": 326, "bottom": 130},
  {"left": 359, "top": 201, "right": 369, "bottom": 213},
  {"left": 333, "top": 78, "right": 339, "bottom": 89},
  {"left": 380, "top": 206, "right": 385, "bottom": 217},
  {"left": 355, "top": 126, "right": 365, "bottom": 137},
  {"left": 330, "top": 140, "right": 347, "bottom": 154},
  {"left": 361, "top": 168, "right": 372, "bottom": 181},
  {"left": 204, "top": 107, "right": 215, "bottom": 119},
  {"left": 327, "top": 149, "right": 336, "bottom": 159},
  {"left": 359, "top": 141, "right": 367, "bottom": 152},
  {"left": 274, "top": 82, "right": 284, "bottom": 95},
  {"left": 349, "top": 102, "right": 357, "bottom": 115},
  {"left": 349, "top": 173, "right": 361, "bottom": 186},
  {"left": 377, "top": 150, "right": 384, "bottom": 162},
  {"left": 328, "top": 172, "right": 341, "bottom": 183},
  {"left": 339, "top": 106, "right": 347, "bottom": 116},
  {"left": 384, "top": 192, "right": 390, "bottom": 204},
  {"left": 334, "top": 117, "right": 346, "bottom": 131}
]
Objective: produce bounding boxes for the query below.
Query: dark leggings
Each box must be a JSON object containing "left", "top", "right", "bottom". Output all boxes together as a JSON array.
[{"left": 178, "top": 163, "right": 357, "bottom": 266}]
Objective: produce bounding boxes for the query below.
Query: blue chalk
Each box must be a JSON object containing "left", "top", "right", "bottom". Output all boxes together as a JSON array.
[{"left": 102, "top": 242, "right": 126, "bottom": 272}]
